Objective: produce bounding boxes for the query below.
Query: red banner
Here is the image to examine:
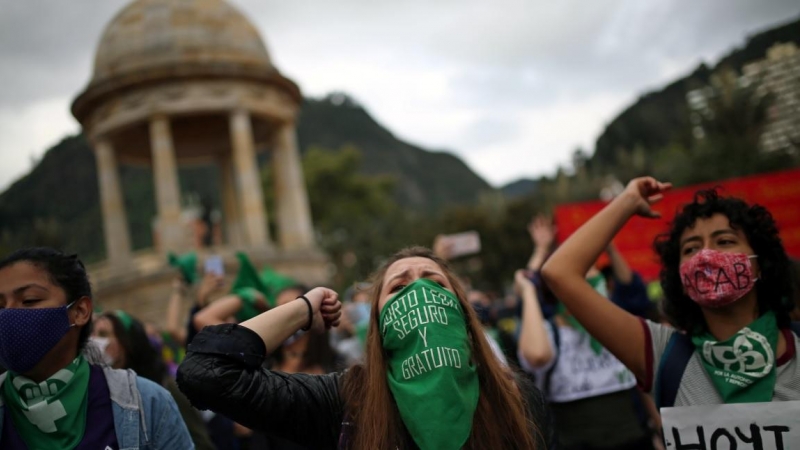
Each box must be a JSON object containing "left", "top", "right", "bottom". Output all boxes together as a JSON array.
[{"left": 554, "top": 169, "right": 800, "bottom": 281}]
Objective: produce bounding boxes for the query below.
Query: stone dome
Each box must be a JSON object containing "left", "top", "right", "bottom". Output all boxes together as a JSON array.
[
  {"left": 91, "top": 0, "right": 273, "bottom": 85},
  {"left": 73, "top": 0, "right": 300, "bottom": 123}
]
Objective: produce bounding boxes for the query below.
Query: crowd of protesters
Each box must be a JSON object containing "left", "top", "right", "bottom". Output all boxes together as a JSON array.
[{"left": 0, "top": 175, "right": 798, "bottom": 449}]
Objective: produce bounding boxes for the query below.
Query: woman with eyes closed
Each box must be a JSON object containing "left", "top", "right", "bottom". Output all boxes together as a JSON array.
[
  {"left": 0, "top": 247, "right": 193, "bottom": 450},
  {"left": 178, "top": 246, "right": 554, "bottom": 450},
  {"left": 541, "top": 177, "right": 799, "bottom": 410}
]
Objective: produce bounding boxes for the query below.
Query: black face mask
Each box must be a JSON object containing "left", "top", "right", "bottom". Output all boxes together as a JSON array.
[{"left": 0, "top": 301, "right": 77, "bottom": 373}]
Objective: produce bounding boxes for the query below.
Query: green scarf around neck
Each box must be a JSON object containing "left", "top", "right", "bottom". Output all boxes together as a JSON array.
[
  {"left": 555, "top": 273, "right": 609, "bottom": 355},
  {"left": 691, "top": 311, "right": 779, "bottom": 403},
  {"left": 380, "top": 278, "right": 479, "bottom": 450},
  {"left": 2, "top": 355, "right": 90, "bottom": 449}
]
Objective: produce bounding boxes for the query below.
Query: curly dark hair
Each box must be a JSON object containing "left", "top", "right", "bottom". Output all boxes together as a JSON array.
[{"left": 654, "top": 189, "right": 793, "bottom": 334}]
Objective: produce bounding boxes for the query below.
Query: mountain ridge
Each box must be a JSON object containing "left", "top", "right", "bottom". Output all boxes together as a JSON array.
[{"left": 0, "top": 95, "right": 492, "bottom": 261}]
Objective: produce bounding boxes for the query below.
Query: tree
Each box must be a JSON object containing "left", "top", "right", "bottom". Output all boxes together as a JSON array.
[{"left": 685, "top": 69, "right": 781, "bottom": 183}]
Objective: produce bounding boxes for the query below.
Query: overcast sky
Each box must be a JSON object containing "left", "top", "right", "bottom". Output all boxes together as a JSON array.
[{"left": 0, "top": 0, "right": 797, "bottom": 191}]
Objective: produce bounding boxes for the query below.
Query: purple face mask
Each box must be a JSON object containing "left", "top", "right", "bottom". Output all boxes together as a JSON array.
[{"left": 0, "top": 301, "right": 76, "bottom": 374}]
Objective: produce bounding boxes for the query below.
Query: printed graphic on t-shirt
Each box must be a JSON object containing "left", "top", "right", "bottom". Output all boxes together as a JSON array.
[{"left": 522, "top": 323, "right": 636, "bottom": 403}]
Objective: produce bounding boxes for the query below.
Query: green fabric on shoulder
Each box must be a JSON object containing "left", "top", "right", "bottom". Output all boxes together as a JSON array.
[
  {"left": 229, "top": 252, "right": 297, "bottom": 321},
  {"left": 230, "top": 252, "right": 270, "bottom": 321},
  {"left": 259, "top": 266, "right": 296, "bottom": 307},
  {"left": 168, "top": 252, "right": 198, "bottom": 285}
]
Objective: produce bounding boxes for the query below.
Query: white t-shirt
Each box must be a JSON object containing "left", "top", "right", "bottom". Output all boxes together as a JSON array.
[
  {"left": 519, "top": 321, "right": 636, "bottom": 403},
  {"left": 483, "top": 329, "right": 508, "bottom": 367},
  {"left": 640, "top": 319, "right": 800, "bottom": 406}
]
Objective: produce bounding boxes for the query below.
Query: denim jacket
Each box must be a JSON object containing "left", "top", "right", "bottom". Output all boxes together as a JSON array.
[{"left": 0, "top": 363, "right": 194, "bottom": 450}]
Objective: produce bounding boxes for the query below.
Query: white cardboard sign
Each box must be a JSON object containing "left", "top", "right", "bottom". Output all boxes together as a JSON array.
[{"left": 661, "top": 401, "right": 800, "bottom": 449}]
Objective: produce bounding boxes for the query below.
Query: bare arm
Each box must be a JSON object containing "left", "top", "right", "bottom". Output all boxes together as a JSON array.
[
  {"left": 165, "top": 278, "right": 188, "bottom": 345},
  {"left": 240, "top": 287, "right": 342, "bottom": 354},
  {"left": 515, "top": 270, "right": 554, "bottom": 368},
  {"left": 540, "top": 177, "right": 670, "bottom": 381},
  {"left": 193, "top": 295, "right": 243, "bottom": 329},
  {"left": 606, "top": 243, "right": 634, "bottom": 285}
]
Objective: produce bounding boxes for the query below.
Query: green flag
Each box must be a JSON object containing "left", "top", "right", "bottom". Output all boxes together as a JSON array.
[
  {"left": 168, "top": 252, "right": 198, "bottom": 285},
  {"left": 230, "top": 252, "right": 270, "bottom": 322},
  {"left": 259, "top": 266, "right": 296, "bottom": 307}
]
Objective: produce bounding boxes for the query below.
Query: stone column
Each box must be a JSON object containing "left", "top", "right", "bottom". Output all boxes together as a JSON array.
[
  {"left": 149, "top": 115, "right": 184, "bottom": 252},
  {"left": 273, "top": 121, "right": 315, "bottom": 250},
  {"left": 218, "top": 155, "right": 243, "bottom": 247},
  {"left": 229, "top": 109, "right": 270, "bottom": 247},
  {"left": 94, "top": 139, "right": 132, "bottom": 265}
]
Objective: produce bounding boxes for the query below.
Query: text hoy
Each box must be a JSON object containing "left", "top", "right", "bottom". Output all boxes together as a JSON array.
[{"left": 670, "top": 423, "right": 790, "bottom": 450}]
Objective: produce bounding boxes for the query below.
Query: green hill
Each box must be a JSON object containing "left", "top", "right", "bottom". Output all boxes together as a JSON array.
[
  {"left": 592, "top": 16, "right": 800, "bottom": 167},
  {"left": 296, "top": 94, "right": 492, "bottom": 208},
  {"left": 0, "top": 95, "right": 491, "bottom": 262}
]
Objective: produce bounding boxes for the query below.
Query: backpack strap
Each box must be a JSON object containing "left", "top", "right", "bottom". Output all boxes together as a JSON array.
[
  {"left": 790, "top": 322, "right": 800, "bottom": 337},
  {"left": 655, "top": 322, "right": 799, "bottom": 410},
  {"left": 543, "top": 317, "right": 561, "bottom": 396},
  {"left": 654, "top": 331, "right": 694, "bottom": 410}
]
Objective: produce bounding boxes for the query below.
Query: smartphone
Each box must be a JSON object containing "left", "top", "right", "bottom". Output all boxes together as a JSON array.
[
  {"left": 442, "top": 231, "right": 481, "bottom": 258},
  {"left": 204, "top": 256, "right": 225, "bottom": 276}
]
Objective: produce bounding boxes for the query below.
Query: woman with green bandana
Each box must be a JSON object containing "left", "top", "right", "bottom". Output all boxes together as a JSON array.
[
  {"left": 178, "top": 246, "right": 555, "bottom": 449},
  {"left": 517, "top": 215, "right": 656, "bottom": 449},
  {"left": 0, "top": 247, "right": 193, "bottom": 449},
  {"left": 517, "top": 269, "right": 655, "bottom": 449},
  {"left": 541, "top": 177, "right": 799, "bottom": 410}
]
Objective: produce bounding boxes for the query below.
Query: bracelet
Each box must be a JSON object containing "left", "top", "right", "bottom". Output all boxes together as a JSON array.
[{"left": 297, "top": 295, "right": 313, "bottom": 331}]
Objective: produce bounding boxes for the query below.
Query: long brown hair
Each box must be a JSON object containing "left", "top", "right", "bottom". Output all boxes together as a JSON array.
[{"left": 343, "top": 247, "right": 540, "bottom": 449}]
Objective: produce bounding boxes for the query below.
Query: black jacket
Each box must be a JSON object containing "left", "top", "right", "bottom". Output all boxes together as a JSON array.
[{"left": 177, "top": 324, "right": 555, "bottom": 449}]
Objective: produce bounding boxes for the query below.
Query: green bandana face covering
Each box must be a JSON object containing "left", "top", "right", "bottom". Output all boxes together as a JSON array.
[
  {"left": 1, "top": 355, "right": 90, "bottom": 449},
  {"left": 380, "top": 278, "right": 479, "bottom": 450},
  {"left": 691, "top": 311, "right": 779, "bottom": 403}
]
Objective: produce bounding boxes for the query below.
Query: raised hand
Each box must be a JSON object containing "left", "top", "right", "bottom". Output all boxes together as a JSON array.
[
  {"left": 527, "top": 215, "right": 557, "bottom": 271},
  {"left": 197, "top": 272, "right": 225, "bottom": 306},
  {"left": 622, "top": 177, "right": 672, "bottom": 219},
  {"left": 514, "top": 269, "right": 535, "bottom": 296},
  {"left": 528, "top": 215, "right": 556, "bottom": 250},
  {"left": 303, "top": 287, "right": 342, "bottom": 330}
]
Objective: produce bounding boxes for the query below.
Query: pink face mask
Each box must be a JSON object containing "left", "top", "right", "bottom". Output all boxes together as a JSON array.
[{"left": 679, "top": 249, "right": 758, "bottom": 308}]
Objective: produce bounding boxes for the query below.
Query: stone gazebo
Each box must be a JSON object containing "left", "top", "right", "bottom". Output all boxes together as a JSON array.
[{"left": 71, "top": 0, "right": 328, "bottom": 323}]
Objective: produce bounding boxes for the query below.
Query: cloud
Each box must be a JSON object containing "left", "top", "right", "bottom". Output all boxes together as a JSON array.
[
  {"left": 0, "top": 1, "right": 128, "bottom": 106},
  {"left": 461, "top": 92, "right": 626, "bottom": 185},
  {"left": 0, "top": 96, "right": 80, "bottom": 188}
]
